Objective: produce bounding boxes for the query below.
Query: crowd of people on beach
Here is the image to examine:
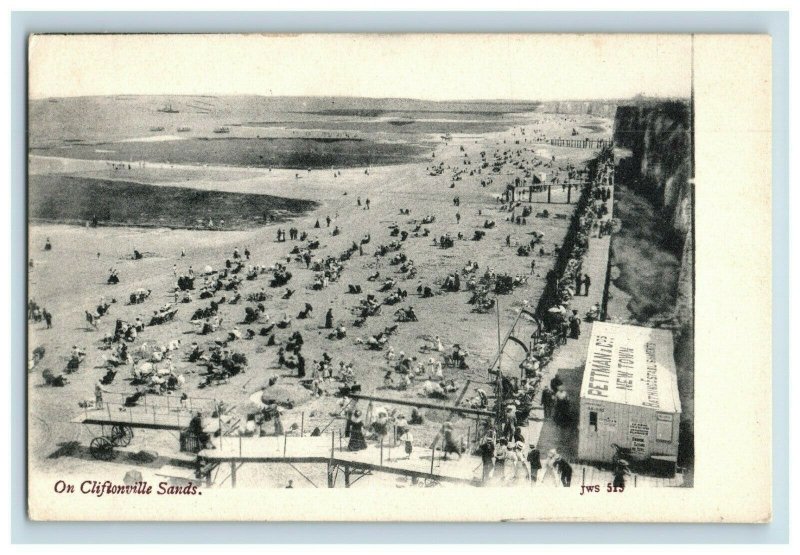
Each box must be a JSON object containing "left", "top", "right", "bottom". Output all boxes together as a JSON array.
[{"left": 29, "top": 124, "right": 624, "bottom": 488}]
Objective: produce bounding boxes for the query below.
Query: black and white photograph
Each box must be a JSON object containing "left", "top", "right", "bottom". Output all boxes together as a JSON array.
[{"left": 23, "top": 32, "right": 772, "bottom": 522}]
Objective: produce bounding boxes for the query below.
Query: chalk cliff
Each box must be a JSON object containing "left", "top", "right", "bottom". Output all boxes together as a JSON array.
[
  {"left": 539, "top": 100, "right": 619, "bottom": 118},
  {"left": 613, "top": 102, "right": 692, "bottom": 238},
  {"left": 613, "top": 102, "right": 693, "bottom": 329},
  {"left": 613, "top": 101, "right": 694, "bottom": 468}
]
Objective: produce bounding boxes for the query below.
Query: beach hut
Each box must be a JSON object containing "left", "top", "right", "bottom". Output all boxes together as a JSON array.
[{"left": 577, "top": 322, "right": 681, "bottom": 469}]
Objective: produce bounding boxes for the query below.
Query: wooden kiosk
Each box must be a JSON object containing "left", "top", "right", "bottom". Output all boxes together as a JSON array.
[{"left": 577, "top": 322, "right": 681, "bottom": 469}]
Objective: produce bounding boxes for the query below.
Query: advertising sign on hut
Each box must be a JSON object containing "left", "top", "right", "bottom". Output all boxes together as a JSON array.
[{"left": 578, "top": 322, "right": 681, "bottom": 465}]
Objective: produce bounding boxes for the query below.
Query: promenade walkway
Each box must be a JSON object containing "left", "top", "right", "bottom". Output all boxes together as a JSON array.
[
  {"left": 520, "top": 183, "right": 684, "bottom": 489},
  {"left": 199, "top": 434, "right": 482, "bottom": 487}
]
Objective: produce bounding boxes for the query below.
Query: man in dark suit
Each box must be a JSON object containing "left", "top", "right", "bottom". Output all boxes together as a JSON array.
[
  {"left": 555, "top": 457, "right": 573, "bottom": 487},
  {"left": 527, "top": 444, "right": 542, "bottom": 484}
]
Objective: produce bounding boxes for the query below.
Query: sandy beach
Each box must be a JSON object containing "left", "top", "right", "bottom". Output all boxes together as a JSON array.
[{"left": 28, "top": 109, "right": 610, "bottom": 488}]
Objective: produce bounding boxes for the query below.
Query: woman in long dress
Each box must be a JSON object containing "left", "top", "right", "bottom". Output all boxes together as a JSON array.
[
  {"left": 273, "top": 408, "right": 285, "bottom": 436},
  {"left": 348, "top": 410, "right": 368, "bottom": 451},
  {"left": 553, "top": 389, "right": 570, "bottom": 426},
  {"left": 541, "top": 448, "right": 560, "bottom": 486}
]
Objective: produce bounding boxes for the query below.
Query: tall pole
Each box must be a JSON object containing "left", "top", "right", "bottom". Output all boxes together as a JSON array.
[
  {"left": 495, "top": 296, "right": 503, "bottom": 424},
  {"left": 496, "top": 296, "right": 502, "bottom": 372}
]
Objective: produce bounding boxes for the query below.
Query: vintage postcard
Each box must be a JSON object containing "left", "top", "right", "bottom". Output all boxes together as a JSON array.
[{"left": 26, "top": 33, "right": 771, "bottom": 522}]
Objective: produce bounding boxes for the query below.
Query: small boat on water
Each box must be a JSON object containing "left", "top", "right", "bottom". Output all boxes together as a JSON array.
[
  {"left": 149, "top": 126, "right": 165, "bottom": 132},
  {"left": 158, "top": 102, "right": 179, "bottom": 114},
  {"left": 177, "top": 127, "right": 191, "bottom": 133},
  {"left": 213, "top": 127, "right": 230, "bottom": 134}
]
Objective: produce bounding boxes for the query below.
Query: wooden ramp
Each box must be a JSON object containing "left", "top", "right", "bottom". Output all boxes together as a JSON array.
[
  {"left": 198, "top": 434, "right": 482, "bottom": 487},
  {"left": 71, "top": 406, "right": 231, "bottom": 434},
  {"left": 72, "top": 407, "right": 192, "bottom": 431}
]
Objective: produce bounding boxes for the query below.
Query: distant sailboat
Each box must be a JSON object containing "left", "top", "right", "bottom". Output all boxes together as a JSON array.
[
  {"left": 157, "top": 101, "right": 179, "bottom": 114},
  {"left": 149, "top": 126, "right": 165, "bottom": 132},
  {"left": 213, "top": 126, "right": 230, "bottom": 134}
]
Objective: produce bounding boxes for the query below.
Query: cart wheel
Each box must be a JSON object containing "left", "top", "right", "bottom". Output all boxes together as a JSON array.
[
  {"left": 90, "top": 436, "right": 115, "bottom": 460},
  {"left": 111, "top": 425, "right": 134, "bottom": 447}
]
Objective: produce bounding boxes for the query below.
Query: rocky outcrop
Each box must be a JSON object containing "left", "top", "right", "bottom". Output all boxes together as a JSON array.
[
  {"left": 613, "top": 102, "right": 692, "bottom": 238},
  {"left": 613, "top": 101, "right": 693, "bottom": 331},
  {"left": 612, "top": 101, "right": 694, "bottom": 464}
]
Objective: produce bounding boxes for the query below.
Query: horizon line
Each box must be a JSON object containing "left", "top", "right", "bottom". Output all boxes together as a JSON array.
[{"left": 29, "top": 93, "right": 690, "bottom": 103}]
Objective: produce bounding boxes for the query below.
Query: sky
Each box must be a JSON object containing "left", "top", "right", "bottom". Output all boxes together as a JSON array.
[{"left": 29, "top": 34, "right": 693, "bottom": 101}]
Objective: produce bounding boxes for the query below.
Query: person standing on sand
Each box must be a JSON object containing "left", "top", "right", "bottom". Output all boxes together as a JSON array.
[
  {"left": 325, "top": 308, "right": 334, "bottom": 329},
  {"left": 274, "top": 408, "right": 285, "bottom": 436},
  {"left": 479, "top": 432, "right": 495, "bottom": 483},
  {"left": 541, "top": 449, "right": 559, "bottom": 486},
  {"left": 569, "top": 310, "right": 581, "bottom": 339},
  {"left": 343, "top": 401, "right": 354, "bottom": 437},
  {"left": 494, "top": 439, "right": 508, "bottom": 482},
  {"left": 554, "top": 389, "right": 570, "bottom": 426},
  {"left": 400, "top": 429, "right": 413, "bottom": 459},
  {"left": 555, "top": 456, "right": 573, "bottom": 487},
  {"left": 583, "top": 273, "right": 591, "bottom": 296},
  {"left": 541, "top": 386, "right": 555, "bottom": 419},
  {"left": 348, "top": 410, "right": 368, "bottom": 451},
  {"left": 512, "top": 440, "right": 530, "bottom": 481},
  {"left": 394, "top": 414, "right": 408, "bottom": 444},
  {"left": 530, "top": 259, "right": 536, "bottom": 274},
  {"left": 613, "top": 459, "right": 630, "bottom": 490},
  {"left": 365, "top": 198, "right": 370, "bottom": 210},
  {"left": 550, "top": 373, "right": 563, "bottom": 393},
  {"left": 94, "top": 380, "right": 106, "bottom": 409},
  {"left": 527, "top": 444, "right": 542, "bottom": 484},
  {"left": 326, "top": 215, "right": 331, "bottom": 228},
  {"left": 357, "top": 196, "right": 361, "bottom": 207}
]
